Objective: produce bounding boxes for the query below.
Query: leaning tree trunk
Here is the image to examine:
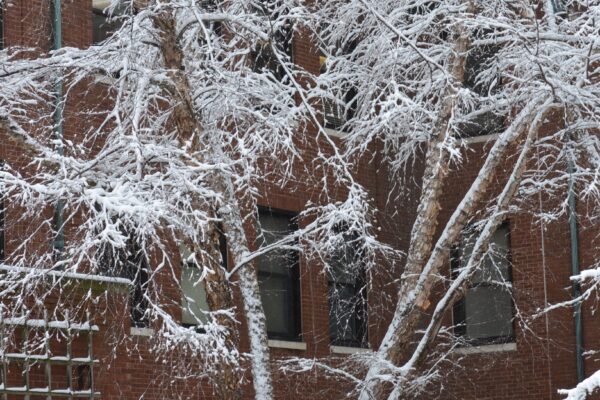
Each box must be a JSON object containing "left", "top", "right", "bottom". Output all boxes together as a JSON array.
[
  {"left": 358, "top": 18, "right": 550, "bottom": 399},
  {"left": 357, "top": 19, "right": 471, "bottom": 400},
  {"left": 151, "top": 10, "right": 274, "bottom": 400},
  {"left": 384, "top": 103, "right": 556, "bottom": 400}
]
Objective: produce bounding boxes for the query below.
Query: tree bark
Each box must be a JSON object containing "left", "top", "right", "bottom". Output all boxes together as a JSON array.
[
  {"left": 358, "top": 17, "right": 471, "bottom": 400},
  {"left": 386, "top": 103, "right": 556, "bottom": 400},
  {"left": 151, "top": 12, "right": 242, "bottom": 400},
  {"left": 152, "top": 10, "right": 273, "bottom": 400}
]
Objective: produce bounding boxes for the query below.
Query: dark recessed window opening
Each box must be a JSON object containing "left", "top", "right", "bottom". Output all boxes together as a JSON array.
[
  {"left": 92, "top": 0, "right": 128, "bottom": 44},
  {"left": 257, "top": 209, "right": 301, "bottom": 341},
  {"left": 319, "top": 38, "right": 357, "bottom": 132},
  {"left": 458, "top": 35, "right": 504, "bottom": 138},
  {"left": 251, "top": 2, "right": 293, "bottom": 84},
  {"left": 130, "top": 247, "right": 150, "bottom": 328},
  {"left": 452, "top": 223, "right": 514, "bottom": 345},
  {"left": 328, "top": 231, "right": 367, "bottom": 348}
]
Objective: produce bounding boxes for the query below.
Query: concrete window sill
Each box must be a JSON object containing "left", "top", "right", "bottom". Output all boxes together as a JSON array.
[
  {"left": 323, "top": 128, "right": 347, "bottom": 138},
  {"left": 461, "top": 132, "right": 499, "bottom": 144},
  {"left": 267, "top": 340, "right": 307, "bottom": 351},
  {"left": 330, "top": 345, "right": 372, "bottom": 355},
  {"left": 130, "top": 327, "right": 154, "bottom": 337},
  {"left": 454, "top": 342, "right": 516, "bottom": 355}
]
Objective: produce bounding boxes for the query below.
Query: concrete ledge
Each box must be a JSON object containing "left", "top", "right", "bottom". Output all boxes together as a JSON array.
[
  {"left": 268, "top": 340, "right": 307, "bottom": 351},
  {"left": 130, "top": 327, "right": 154, "bottom": 337},
  {"left": 330, "top": 345, "right": 371, "bottom": 355},
  {"left": 454, "top": 342, "right": 516, "bottom": 355},
  {"left": 324, "top": 128, "right": 347, "bottom": 138},
  {"left": 461, "top": 133, "right": 499, "bottom": 144}
]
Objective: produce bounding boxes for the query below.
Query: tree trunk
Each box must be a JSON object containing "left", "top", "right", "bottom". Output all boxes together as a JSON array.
[
  {"left": 387, "top": 103, "right": 555, "bottom": 400},
  {"left": 358, "top": 20, "right": 471, "bottom": 400},
  {"left": 359, "top": 27, "right": 549, "bottom": 398},
  {"left": 217, "top": 181, "right": 274, "bottom": 400},
  {"left": 197, "top": 223, "right": 243, "bottom": 400},
  {"left": 152, "top": 10, "right": 273, "bottom": 400},
  {"left": 151, "top": 11, "right": 242, "bottom": 400}
]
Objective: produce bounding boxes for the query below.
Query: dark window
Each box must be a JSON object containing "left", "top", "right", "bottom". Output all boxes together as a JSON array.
[
  {"left": 319, "top": 40, "right": 357, "bottom": 131},
  {"left": 328, "top": 232, "right": 367, "bottom": 347},
  {"left": 251, "top": 1, "right": 293, "bottom": 83},
  {"left": 459, "top": 38, "right": 504, "bottom": 138},
  {"left": 452, "top": 224, "right": 514, "bottom": 344},
  {"left": 96, "top": 228, "right": 149, "bottom": 327},
  {"left": 92, "top": 0, "right": 128, "bottom": 44},
  {"left": 257, "top": 209, "right": 301, "bottom": 341},
  {"left": 129, "top": 244, "right": 150, "bottom": 328}
]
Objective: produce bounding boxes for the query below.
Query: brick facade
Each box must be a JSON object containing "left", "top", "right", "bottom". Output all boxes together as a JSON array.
[{"left": 0, "top": 1, "right": 595, "bottom": 399}]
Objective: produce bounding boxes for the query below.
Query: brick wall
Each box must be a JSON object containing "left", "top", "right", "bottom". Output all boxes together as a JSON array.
[{"left": 0, "top": 1, "right": 595, "bottom": 399}]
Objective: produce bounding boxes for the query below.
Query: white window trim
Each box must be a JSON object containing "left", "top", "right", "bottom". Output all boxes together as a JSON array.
[
  {"left": 454, "top": 341, "right": 516, "bottom": 355},
  {"left": 330, "top": 345, "right": 371, "bottom": 355},
  {"left": 130, "top": 327, "right": 153, "bottom": 337},
  {"left": 267, "top": 339, "right": 307, "bottom": 351}
]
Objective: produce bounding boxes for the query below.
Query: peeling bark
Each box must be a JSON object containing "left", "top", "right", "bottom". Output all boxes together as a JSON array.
[
  {"left": 151, "top": 10, "right": 273, "bottom": 400},
  {"left": 358, "top": 17, "right": 472, "bottom": 400}
]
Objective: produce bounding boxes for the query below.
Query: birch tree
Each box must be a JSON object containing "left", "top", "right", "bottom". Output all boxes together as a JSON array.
[
  {"left": 304, "top": 0, "right": 600, "bottom": 398},
  {"left": 0, "top": 0, "right": 384, "bottom": 398},
  {"left": 3, "top": 0, "right": 600, "bottom": 399}
]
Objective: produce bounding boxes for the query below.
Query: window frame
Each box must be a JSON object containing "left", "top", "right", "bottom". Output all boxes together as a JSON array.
[
  {"left": 250, "top": 1, "right": 294, "bottom": 84},
  {"left": 179, "top": 228, "right": 227, "bottom": 332},
  {"left": 327, "top": 263, "right": 368, "bottom": 348},
  {"left": 130, "top": 249, "right": 150, "bottom": 328},
  {"left": 457, "top": 32, "right": 505, "bottom": 139},
  {"left": 319, "top": 38, "right": 358, "bottom": 134},
  {"left": 451, "top": 223, "right": 515, "bottom": 346},
  {"left": 256, "top": 207, "right": 302, "bottom": 342}
]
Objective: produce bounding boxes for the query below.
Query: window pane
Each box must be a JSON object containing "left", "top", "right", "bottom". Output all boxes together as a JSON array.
[
  {"left": 327, "top": 231, "right": 367, "bottom": 347},
  {"left": 454, "top": 224, "right": 514, "bottom": 343},
  {"left": 328, "top": 283, "right": 363, "bottom": 346},
  {"left": 181, "top": 264, "right": 209, "bottom": 326},
  {"left": 131, "top": 259, "right": 149, "bottom": 327},
  {"left": 465, "top": 285, "right": 513, "bottom": 340},
  {"left": 258, "top": 211, "right": 291, "bottom": 245},
  {"left": 259, "top": 273, "right": 292, "bottom": 336},
  {"left": 257, "top": 210, "right": 299, "bottom": 340},
  {"left": 458, "top": 37, "right": 503, "bottom": 138},
  {"left": 460, "top": 225, "right": 510, "bottom": 284},
  {"left": 472, "top": 225, "right": 511, "bottom": 284},
  {"left": 328, "top": 235, "right": 358, "bottom": 285},
  {"left": 92, "top": 0, "right": 127, "bottom": 44}
]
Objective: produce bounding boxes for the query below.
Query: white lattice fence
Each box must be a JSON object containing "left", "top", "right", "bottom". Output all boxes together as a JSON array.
[{"left": 0, "top": 310, "right": 100, "bottom": 399}]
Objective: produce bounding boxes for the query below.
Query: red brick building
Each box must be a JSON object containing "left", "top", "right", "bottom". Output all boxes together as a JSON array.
[{"left": 0, "top": 1, "right": 596, "bottom": 399}]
